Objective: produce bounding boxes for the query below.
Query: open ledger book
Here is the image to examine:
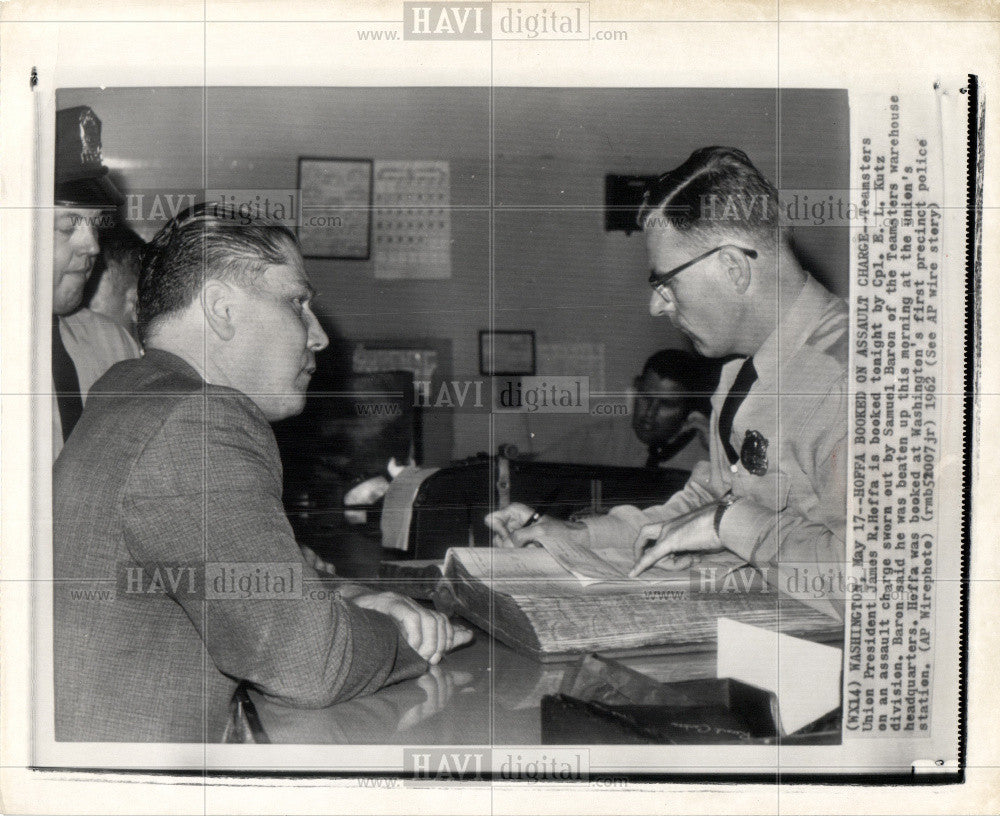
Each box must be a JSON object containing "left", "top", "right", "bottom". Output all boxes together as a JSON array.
[{"left": 438, "top": 534, "right": 843, "bottom": 661}]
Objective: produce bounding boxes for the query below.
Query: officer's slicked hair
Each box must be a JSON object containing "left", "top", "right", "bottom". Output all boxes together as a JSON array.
[
  {"left": 137, "top": 202, "right": 299, "bottom": 343},
  {"left": 637, "top": 147, "right": 782, "bottom": 248}
]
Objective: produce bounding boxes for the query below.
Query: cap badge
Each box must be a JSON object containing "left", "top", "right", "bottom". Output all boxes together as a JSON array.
[{"left": 78, "top": 108, "right": 102, "bottom": 166}]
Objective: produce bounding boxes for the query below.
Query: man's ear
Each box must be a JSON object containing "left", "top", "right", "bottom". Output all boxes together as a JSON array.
[
  {"left": 718, "top": 245, "right": 753, "bottom": 294},
  {"left": 201, "top": 280, "right": 237, "bottom": 341}
]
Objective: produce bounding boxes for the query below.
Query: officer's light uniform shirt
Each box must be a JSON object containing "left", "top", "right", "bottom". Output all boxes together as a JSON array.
[
  {"left": 583, "top": 276, "right": 849, "bottom": 620},
  {"left": 53, "top": 307, "right": 141, "bottom": 457}
]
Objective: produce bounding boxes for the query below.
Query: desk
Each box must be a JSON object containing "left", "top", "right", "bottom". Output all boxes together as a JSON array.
[
  {"left": 246, "top": 628, "right": 719, "bottom": 744},
  {"left": 262, "top": 524, "right": 838, "bottom": 745}
]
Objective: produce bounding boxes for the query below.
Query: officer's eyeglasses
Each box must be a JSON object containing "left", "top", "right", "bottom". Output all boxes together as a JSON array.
[{"left": 648, "top": 245, "right": 757, "bottom": 296}]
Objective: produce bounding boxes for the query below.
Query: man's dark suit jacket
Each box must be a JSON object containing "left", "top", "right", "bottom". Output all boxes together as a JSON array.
[{"left": 54, "top": 349, "right": 426, "bottom": 742}]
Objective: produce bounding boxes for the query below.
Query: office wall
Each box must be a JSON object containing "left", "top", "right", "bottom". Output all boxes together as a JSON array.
[
  {"left": 489, "top": 88, "right": 848, "bottom": 457},
  {"left": 58, "top": 86, "right": 848, "bottom": 463}
]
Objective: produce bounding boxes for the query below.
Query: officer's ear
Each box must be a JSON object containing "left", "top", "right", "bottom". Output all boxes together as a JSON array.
[
  {"left": 718, "top": 245, "right": 753, "bottom": 294},
  {"left": 201, "top": 280, "right": 237, "bottom": 341}
]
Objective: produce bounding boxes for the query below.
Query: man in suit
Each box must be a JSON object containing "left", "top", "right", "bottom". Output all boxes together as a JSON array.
[
  {"left": 51, "top": 106, "right": 140, "bottom": 457},
  {"left": 487, "top": 147, "right": 848, "bottom": 619},
  {"left": 54, "top": 203, "right": 469, "bottom": 742}
]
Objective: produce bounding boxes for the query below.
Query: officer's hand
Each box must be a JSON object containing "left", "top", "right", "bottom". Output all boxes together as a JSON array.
[
  {"left": 483, "top": 502, "right": 537, "bottom": 547},
  {"left": 485, "top": 503, "right": 589, "bottom": 551},
  {"left": 351, "top": 591, "right": 473, "bottom": 664},
  {"left": 629, "top": 502, "right": 721, "bottom": 577}
]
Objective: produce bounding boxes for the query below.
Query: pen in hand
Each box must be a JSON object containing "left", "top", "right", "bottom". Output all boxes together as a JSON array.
[
  {"left": 519, "top": 511, "right": 543, "bottom": 547},
  {"left": 496, "top": 510, "right": 542, "bottom": 548}
]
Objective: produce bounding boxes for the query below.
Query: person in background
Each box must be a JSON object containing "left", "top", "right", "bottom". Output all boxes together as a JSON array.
[
  {"left": 536, "top": 349, "right": 718, "bottom": 471},
  {"left": 84, "top": 222, "right": 144, "bottom": 340},
  {"left": 487, "top": 147, "right": 848, "bottom": 620},
  {"left": 51, "top": 106, "right": 140, "bottom": 456},
  {"left": 54, "top": 202, "right": 470, "bottom": 742}
]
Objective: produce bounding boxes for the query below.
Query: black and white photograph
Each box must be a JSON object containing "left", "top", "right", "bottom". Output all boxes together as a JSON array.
[
  {"left": 47, "top": 83, "right": 854, "bottom": 749},
  {"left": 0, "top": 1, "right": 993, "bottom": 813}
]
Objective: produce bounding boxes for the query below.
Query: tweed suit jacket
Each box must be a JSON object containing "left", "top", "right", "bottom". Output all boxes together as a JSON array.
[{"left": 54, "top": 349, "right": 426, "bottom": 742}]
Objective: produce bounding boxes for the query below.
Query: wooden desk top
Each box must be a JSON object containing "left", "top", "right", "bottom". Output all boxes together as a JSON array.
[{"left": 247, "top": 627, "right": 718, "bottom": 744}]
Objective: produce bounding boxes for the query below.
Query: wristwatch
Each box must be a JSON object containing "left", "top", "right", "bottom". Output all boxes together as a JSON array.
[{"left": 713, "top": 494, "right": 741, "bottom": 537}]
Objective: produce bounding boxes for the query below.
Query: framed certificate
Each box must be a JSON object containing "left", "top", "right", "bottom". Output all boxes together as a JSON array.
[
  {"left": 479, "top": 330, "right": 536, "bottom": 376},
  {"left": 297, "top": 157, "right": 373, "bottom": 259}
]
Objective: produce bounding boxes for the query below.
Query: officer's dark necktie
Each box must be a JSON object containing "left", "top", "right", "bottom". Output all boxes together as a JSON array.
[
  {"left": 52, "top": 316, "right": 83, "bottom": 441},
  {"left": 717, "top": 357, "right": 757, "bottom": 465}
]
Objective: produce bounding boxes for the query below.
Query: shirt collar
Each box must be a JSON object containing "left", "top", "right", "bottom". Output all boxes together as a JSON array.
[{"left": 751, "top": 276, "right": 833, "bottom": 384}]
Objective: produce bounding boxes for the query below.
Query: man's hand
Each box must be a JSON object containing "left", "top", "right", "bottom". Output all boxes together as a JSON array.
[
  {"left": 484, "top": 502, "right": 585, "bottom": 549},
  {"left": 350, "top": 591, "right": 473, "bottom": 665},
  {"left": 629, "top": 501, "right": 722, "bottom": 577},
  {"left": 300, "top": 543, "right": 337, "bottom": 576},
  {"left": 484, "top": 502, "right": 536, "bottom": 547}
]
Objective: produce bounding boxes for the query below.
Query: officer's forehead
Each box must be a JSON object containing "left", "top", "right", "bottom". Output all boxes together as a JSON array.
[{"left": 645, "top": 223, "right": 690, "bottom": 257}]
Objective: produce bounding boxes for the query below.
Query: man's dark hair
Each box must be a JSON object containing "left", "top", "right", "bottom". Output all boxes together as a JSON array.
[
  {"left": 83, "top": 223, "right": 145, "bottom": 305},
  {"left": 639, "top": 348, "right": 721, "bottom": 417},
  {"left": 137, "top": 201, "right": 299, "bottom": 343},
  {"left": 636, "top": 146, "right": 782, "bottom": 248}
]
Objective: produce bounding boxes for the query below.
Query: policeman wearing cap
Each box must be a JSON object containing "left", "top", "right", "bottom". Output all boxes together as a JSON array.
[{"left": 52, "top": 106, "right": 139, "bottom": 456}]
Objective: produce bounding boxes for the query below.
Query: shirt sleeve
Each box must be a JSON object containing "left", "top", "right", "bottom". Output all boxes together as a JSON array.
[
  {"left": 581, "top": 459, "right": 721, "bottom": 549},
  {"left": 719, "top": 382, "right": 849, "bottom": 621},
  {"left": 122, "top": 391, "right": 427, "bottom": 708},
  {"left": 61, "top": 310, "right": 141, "bottom": 399}
]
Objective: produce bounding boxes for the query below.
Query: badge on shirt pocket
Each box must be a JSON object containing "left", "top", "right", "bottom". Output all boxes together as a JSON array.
[{"left": 740, "top": 430, "right": 769, "bottom": 476}]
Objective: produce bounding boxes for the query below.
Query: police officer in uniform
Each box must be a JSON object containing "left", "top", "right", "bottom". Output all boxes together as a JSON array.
[
  {"left": 51, "top": 106, "right": 140, "bottom": 456},
  {"left": 487, "top": 147, "right": 848, "bottom": 620}
]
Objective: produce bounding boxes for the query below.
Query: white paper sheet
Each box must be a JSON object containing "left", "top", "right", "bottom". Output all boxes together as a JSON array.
[
  {"left": 379, "top": 466, "right": 440, "bottom": 551},
  {"left": 716, "top": 617, "right": 843, "bottom": 735}
]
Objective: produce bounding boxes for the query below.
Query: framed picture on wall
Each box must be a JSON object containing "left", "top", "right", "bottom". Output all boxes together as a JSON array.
[
  {"left": 297, "top": 157, "right": 373, "bottom": 259},
  {"left": 479, "top": 330, "right": 536, "bottom": 376}
]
